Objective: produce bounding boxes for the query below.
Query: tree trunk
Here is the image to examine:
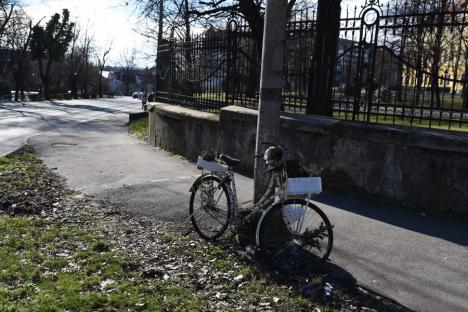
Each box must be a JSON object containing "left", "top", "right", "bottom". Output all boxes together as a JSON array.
[
  {"left": 245, "top": 53, "right": 260, "bottom": 99},
  {"left": 70, "top": 74, "right": 77, "bottom": 98},
  {"left": 463, "top": 63, "right": 468, "bottom": 109},
  {"left": 98, "top": 75, "right": 102, "bottom": 97},
  {"left": 13, "top": 59, "right": 19, "bottom": 101},
  {"left": 83, "top": 63, "right": 89, "bottom": 96},
  {"left": 44, "top": 61, "right": 52, "bottom": 100},
  {"left": 396, "top": 27, "right": 407, "bottom": 102},
  {"left": 430, "top": 2, "right": 445, "bottom": 109},
  {"left": 37, "top": 57, "right": 47, "bottom": 99},
  {"left": 10, "top": 51, "right": 20, "bottom": 101},
  {"left": 238, "top": 0, "right": 264, "bottom": 99},
  {"left": 14, "top": 80, "right": 19, "bottom": 102},
  {"left": 183, "top": 0, "right": 194, "bottom": 97}
]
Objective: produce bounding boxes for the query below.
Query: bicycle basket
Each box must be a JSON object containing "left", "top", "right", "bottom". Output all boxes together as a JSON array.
[
  {"left": 196, "top": 156, "right": 227, "bottom": 173},
  {"left": 287, "top": 177, "right": 322, "bottom": 195}
]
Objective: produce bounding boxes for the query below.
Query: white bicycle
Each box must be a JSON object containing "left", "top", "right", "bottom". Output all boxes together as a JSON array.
[{"left": 188, "top": 142, "right": 333, "bottom": 271}]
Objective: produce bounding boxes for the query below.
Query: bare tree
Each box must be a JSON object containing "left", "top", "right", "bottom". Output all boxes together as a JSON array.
[
  {"left": 121, "top": 49, "right": 137, "bottom": 95},
  {"left": 78, "top": 26, "right": 95, "bottom": 96},
  {"left": 4, "top": 8, "right": 38, "bottom": 101},
  {"left": 130, "top": 0, "right": 314, "bottom": 43},
  {"left": 68, "top": 24, "right": 83, "bottom": 98},
  {"left": 95, "top": 41, "right": 113, "bottom": 97},
  {"left": 393, "top": 0, "right": 466, "bottom": 108},
  {"left": 0, "top": 0, "right": 15, "bottom": 37}
]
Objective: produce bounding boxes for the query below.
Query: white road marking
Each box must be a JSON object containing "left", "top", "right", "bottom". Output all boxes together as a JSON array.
[{"left": 147, "top": 175, "right": 199, "bottom": 183}]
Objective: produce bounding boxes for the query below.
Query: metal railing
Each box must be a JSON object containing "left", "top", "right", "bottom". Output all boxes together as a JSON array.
[{"left": 156, "top": 0, "right": 468, "bottom": 131}]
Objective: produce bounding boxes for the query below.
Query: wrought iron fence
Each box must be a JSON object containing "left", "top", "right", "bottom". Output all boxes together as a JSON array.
[
  {"left": 156, "top": 0, "right": 468, "bottom": 131},
  {"left": 335, "top": 0, "right": 468, "bottom": 131}
]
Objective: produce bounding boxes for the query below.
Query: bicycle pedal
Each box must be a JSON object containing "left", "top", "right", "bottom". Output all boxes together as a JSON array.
[{"left": 245, "top": 244, "right": 257, "bottom": 256}]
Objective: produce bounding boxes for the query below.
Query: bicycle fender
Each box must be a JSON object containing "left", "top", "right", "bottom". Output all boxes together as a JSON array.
[{"left": 255, "top": 202, "right": 280, "bottom": 247}]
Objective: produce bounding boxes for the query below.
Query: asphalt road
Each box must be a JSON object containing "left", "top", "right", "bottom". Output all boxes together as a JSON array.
[
  {"left": 1, "top": 98, "right": 468, "bottom": 312},
  {"left": 0, "top": 98, "right": 139, "bottom": 156}
]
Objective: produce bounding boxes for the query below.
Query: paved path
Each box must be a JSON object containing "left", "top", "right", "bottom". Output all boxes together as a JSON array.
[
  {"left": 0, "top": 98, "right": 140, "bottom": 156},
  {"left": 2, "top": 99, "right": 468, "bottom": 312}
]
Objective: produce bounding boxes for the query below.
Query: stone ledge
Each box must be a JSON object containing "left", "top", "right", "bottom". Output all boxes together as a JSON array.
[
  {"left": 220, "top": 105, "right": 468, "bottom": 154},
  {"left": 148, "top": 103, "right": 219, "bottom": 123},
  {"left": 128, "top": 111, "right": 148, "bottom": 123}
]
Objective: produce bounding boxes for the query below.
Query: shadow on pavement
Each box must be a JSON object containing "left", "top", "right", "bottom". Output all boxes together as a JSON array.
[
  {"left": 315, "top": 192, "right": 468, "bottom": 246},
  {"left": 49, "top": 100, "right": 121, "bottom": 114},
  {"left": 210, "top": 239, "right": 413, "bottom": 312}
]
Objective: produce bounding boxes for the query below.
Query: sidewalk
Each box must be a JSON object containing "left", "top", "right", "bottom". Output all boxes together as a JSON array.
[{"left": 29, "top": 114, "right": 468, "bottom": 312}]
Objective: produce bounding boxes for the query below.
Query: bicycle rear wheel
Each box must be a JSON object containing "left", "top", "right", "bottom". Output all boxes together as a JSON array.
[
  {"left": 257, "top": 198, "right": 333, "bottom": 272},
  {"left": 189, "top": 175, "right": 231, "bottom": 240}
]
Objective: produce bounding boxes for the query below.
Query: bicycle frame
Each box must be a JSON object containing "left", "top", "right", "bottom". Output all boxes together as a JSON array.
[
  {"left": 196, "top": 164, "right": 289, "bottom": 229},
  {"left": 189, "top": 150, "right": 332, "bottom": 262}
]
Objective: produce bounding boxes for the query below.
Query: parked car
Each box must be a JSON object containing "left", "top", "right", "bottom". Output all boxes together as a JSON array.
[{"left": 132, "top": 91, "right": 143, "bottom": 99}]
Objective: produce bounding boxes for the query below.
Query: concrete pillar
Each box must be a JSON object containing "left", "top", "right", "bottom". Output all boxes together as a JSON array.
[{"left": 253, "top": 0, "right": 289, "bottom": 201}]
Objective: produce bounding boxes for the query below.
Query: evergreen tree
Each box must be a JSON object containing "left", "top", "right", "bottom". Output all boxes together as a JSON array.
[{"left": 30, "top": 9, "right": 74, "bottom": 99}]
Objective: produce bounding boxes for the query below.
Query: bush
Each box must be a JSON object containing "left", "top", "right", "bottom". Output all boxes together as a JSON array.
[
  {"left": 51, "top": 93, "right": 64, "bottom": 100},
  {"left": 343, "top": 84, "right": 358, "bottom": 97},
  {"left": 29, "top": 94, "right": 43, "bottom": 101},
  {"left": 286, "top": 157, "right": 323, "bottom": 178},
  {"left": 0, "top": 79, "right": 11, "bottom": 98}
]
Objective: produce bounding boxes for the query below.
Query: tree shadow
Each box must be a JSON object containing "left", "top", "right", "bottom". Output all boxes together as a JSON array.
[
  {"left": 314, "top": 191, "right": 468, "bottom": 246},
  {"left": 210, "top": 238, "right": 414, "bottom": 312},
  {"left": 49, "top": 100, "right": 120, "bottom": 114}
]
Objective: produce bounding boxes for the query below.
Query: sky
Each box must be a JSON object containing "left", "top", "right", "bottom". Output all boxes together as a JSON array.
[{"left": 22, "top": 0, "right": 156, "bottom": 68}]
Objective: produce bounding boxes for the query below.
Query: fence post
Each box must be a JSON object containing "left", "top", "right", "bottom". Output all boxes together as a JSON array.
[
  {"left": 225, "top": 20, "right": 236, "bottom": 107},
  {"left": 169, "top": 40, "right": 175, "bottom": 104},
  {"left": 306, "top": 0, "right": 341, "bottom": 116}
]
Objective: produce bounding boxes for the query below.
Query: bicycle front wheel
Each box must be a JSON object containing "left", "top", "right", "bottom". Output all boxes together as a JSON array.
[
  {"left": 257, "top": 198, "right": 333, "bottom": 272},
  {"left": 189, "top": 175, "right": 231, "bottom": 240}
]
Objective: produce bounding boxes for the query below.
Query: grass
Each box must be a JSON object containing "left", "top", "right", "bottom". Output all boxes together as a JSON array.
[
  {"left": 333, "top": 111, "right": 468, "bottom": 132},
  {"left": 0, "top": 147, "right": 71, "bottom": 214},
  {"left": 0, "top": 215, "right": 205, "bottom": 311},
  {"left": 0, "top": 150, "right": 206, "bottom": 311},
  {"left": 0, "top": 148, "right": 334, "bottom": 311},
  {"left": 128, "top": 116, "right": 149, "bottom": 141},
  {"left": 180, "top": 92, "right": 468, "bottom": 132},
  {"left": 0, "top": 214, "right": 325, "bottom": 311}
]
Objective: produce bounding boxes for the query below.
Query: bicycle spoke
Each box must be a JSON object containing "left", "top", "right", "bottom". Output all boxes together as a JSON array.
[
  {"left": 272, "top": 240, "right": 295, "bottom": 259},
  {"left": 213, "top": 187, "right": 225, "bottom": 207},
  {"left": 203, "top": 208, "right": 228, "bottom": 227},
  {"left": 190, "top": 175, "right": 231, "bottom": 240},
  {"left": 259, "top": 199, "right": 333, "bottom": 271}
]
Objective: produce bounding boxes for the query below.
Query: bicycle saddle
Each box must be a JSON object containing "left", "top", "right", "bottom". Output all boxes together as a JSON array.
[{"left": 220, "top": 154, "right": 241, "bottom": 167}]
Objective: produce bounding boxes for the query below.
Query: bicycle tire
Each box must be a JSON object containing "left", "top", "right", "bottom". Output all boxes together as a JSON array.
[
  {"left": 257, "top": 198, "right": 333, "bottom": 272},
  {"left": 189, "top": 174, "right": 232, "bottom": 240}
]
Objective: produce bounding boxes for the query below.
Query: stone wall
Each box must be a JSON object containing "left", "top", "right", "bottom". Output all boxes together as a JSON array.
[
  {"left": 148, "top": 104, "right": 219, "bottom": 161},
  {"left": 148, "top": 103, "right": 468, "bottom": 215},
  {"left": 128, "top": 111, "right": 148, "bottom": 123}
]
